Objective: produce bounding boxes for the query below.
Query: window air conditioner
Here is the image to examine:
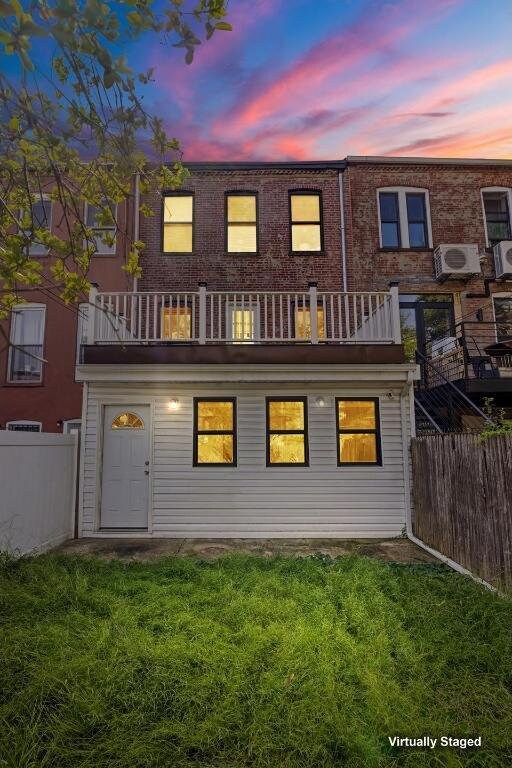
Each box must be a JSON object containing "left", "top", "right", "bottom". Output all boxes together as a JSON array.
[
  {"left": 434, "top": 244, "right": 480, "bottom": 280},
  {"left": 493, "top": 241, "right": 512, "bottom": 279}
]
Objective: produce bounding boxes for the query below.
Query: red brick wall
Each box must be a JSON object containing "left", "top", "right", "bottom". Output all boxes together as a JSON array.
[
  {"left": 344, "top": 161, "right": 512, "bottom": 322},
  {"left": 138, "top": 169, "right": 343, "bottom": 292},
  {"left": 0, "top": 200, "right": 132, "bottom": 432}
]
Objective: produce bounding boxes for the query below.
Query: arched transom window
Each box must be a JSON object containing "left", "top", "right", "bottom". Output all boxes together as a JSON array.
[{"left": 111, "top": 412, "right": 144, "bottom": 429}]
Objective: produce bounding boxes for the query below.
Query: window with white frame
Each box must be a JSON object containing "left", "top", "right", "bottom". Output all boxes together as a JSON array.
[
  {"left": 8, "top": 305, "right": 46, "bottom": 383},
  {"left": 63, "top": 419, "right": 81, "bottom": 434},
  {"left": 20, "top": 195, "right": 52, "bottom": 255},
  {"left": 85, "top": 199, "right": 117, "bottom": 254},
  {"left": 226, "top": 302, "right": 260, "bottom": 342},
  {"left": 76, "top": 303, "right": 89, "bottom": 363},
  {"left": 378, "top": 188, "right": 432, "bottom": 249},
  {"left": 481, "top": 188, "right": 512, "bottom": 247},
  {"left": 6, "top": 421, "right": 42, "bottom": 432}
]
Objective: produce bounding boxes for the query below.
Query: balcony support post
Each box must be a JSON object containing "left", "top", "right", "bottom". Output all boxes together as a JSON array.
[
  {"left": 85, "top": 283, "right": 98, "bottom": 345},
  {"left": 198, "top": 282, "right": 207, "bottom": 345},
  {"left": 309, "top": 281, "right": 318, "bottom": 344},
  {"left": 389, "top": 281, "right": 401, "bottom": 344}
]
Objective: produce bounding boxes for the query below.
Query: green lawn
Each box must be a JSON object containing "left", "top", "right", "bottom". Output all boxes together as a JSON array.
[{"left": 0, "top": 553, "right": 511, "bottom": 768}]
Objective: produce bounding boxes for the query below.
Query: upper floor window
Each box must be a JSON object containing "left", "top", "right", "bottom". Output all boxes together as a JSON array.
[
  {"left": 163, "top": 194, "right": 193, "bottom": 253},
  {"left": 493, "top": 295, "right": 512, "bottom": 341},
  {"left": 20, "top": 195, "right": 52, "bottom": 256},
  {"left": 85, "top": 199, "right": 117, "bottom": 255},
  {"left": 161, "top": 305, "right": 192, "bottom": 340},
  {"left": 290, "top": 192, "right": 322, "bottom": 252},
  {"left": 6, "top": 421, "right": 42, "bottom": 432},
  {"left": 378, "top": 188, "right": 431, "bottom": 249},
  {"left": 8, "top": 304, "right": 46, "bottom": 383},
  {"left": 76, "top": 303, "right": 89, "bottom": 363},
  {"left": 482, "top": 188, "right": 512, "bottom": 247},
  {"left": 226, "top": 193, "right": 257, "bottom": 253},
  {"left": 294, "top": 304, "right": 326, "bottom": 340}
]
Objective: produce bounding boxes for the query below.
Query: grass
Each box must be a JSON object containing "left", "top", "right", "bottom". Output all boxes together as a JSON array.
[{"left": 0, "top": 553, "right": 511, "bottom": 768}]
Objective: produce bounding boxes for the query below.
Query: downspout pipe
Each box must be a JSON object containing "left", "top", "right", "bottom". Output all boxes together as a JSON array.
[
  {"left": 400, "top": 375, "right": 498, "bottom": 594},
  {"left": 132, "top": 172, "right": 140, "bottom": 293},
  {"left": 338, "top": 170, "right": 348, "bottom": 292}
]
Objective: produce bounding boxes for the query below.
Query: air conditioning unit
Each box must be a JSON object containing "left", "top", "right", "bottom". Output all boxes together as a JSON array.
[
  {"left": 434, "top": 244, "right": 480, "bottom": 280},
  {"left": 493, "top": 241, "right": 512, "bottom": 279}
]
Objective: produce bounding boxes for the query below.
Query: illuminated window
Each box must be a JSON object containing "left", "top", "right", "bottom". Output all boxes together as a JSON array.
[
  {"left": 161, "top": 306, "right": 192, "bottom": 340},
  {"left": 266, "top": 398, "right": 308, "bottom": 466},
  {"left": 163, "top": 194, "right": 193, "bottom": 253},
  {"left": 336, "top": 399, "right": 381, "bottom": 465},
  {"left": 111, "top": 412, "right": 144, "bottom": 429},
  {"left": 294, "top": 305, "right": 325, "bottom": 340},
  {"left": 194, "top": 398, "right": 236, "bottom": 466},
  {"left": 228, "top": 305, "right": 259, "bottom": 342},
  {"left": 226, "top": 194, "right": 257, "bottom": 252},
  {"left": 290, "top": 192, "right": 322, "bottom": 252},
  {"left": 85, "top": 199, "right": 117, "bottom": 254}
]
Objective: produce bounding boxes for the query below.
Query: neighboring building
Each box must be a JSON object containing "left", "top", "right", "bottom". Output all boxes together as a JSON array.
[
  {"left": 341, "top": 156, "right": 512, "bottom": 429},
  {"left": 76, "top": 162, "right": 416, "bottom": 538},
  {"left": 0, "top": 196, "right": 133, "bottom": 433}
]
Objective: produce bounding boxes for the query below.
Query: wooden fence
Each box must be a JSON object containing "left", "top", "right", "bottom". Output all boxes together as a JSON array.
[{"left": 411, "top": 433, "right": 512, "bottom": 590}]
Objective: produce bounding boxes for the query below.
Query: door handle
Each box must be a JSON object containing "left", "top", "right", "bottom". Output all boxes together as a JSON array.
[{"left": 144, "top": 469, "right": 150, "bottom": 475}]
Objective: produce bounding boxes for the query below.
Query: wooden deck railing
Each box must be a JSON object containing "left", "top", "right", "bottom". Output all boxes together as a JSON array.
[{"left": 84, "top": 283, "right": 402, "bottom": 346}]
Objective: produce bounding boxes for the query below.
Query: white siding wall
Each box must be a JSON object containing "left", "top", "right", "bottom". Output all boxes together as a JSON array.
[{"left": 80, "top": 383, "right": 413, "bottom": 538}]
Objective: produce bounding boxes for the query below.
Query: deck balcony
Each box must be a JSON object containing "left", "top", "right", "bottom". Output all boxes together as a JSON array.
[
  {"left": 421, "top": 320, "right": 512, "bottom": 393},
  {"left": 80, "top": 283, "right": 405, "bottom": 366}
]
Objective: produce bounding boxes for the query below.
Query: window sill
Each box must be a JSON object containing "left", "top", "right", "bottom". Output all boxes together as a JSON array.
[
  {"left": 290, "top": 251, "right": 324, "bottom": 257},
  {"left": 3, "top": 381, "right": 44, "bottom": 387},
  {"left": 162, "top": 251, "right": 194, "bottom": 256},
  {"left": 226, "top": 252, "right": 260, "bottom": 257},
  {"left": 378, "top": 247, "right": 433, "bottom": 253}
]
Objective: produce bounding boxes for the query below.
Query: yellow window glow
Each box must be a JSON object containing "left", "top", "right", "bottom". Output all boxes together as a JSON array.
[
  {"left": 163, "top": 196, "right": 193, "bottom": 253},
  {"left": 197, "top": 401, "right": 233, "bottom": 432},
  {"left": 231, "top": 309, "right": 257, "bottom": 341},
  {"left": 295, "top": 307, "right": 325, "bottom": 339},
  {"left": 291, "top": 224, "right": 321, "bottom": 252},
  {"left": 268, "top": 400, "right": 304, "bottom": 431},
  {"left": 227, "top": 194, "right": 257, "bottom": 252},
  {"left": 336, "top": 399, "right": 380, "bottom": 465},
  {"left": 197, "top": 434, "right": 234, "bottom": 464},
  {"left": 269, "top": 433, "right": 305, "bottom": 464},
  {"left": 227, "top": 195, "right": 256, "bottom": 222},
  {"left": 111, "top": 412, "right": 144, "bottom": 429},
  {"left": 195, "top": 399, "right": 236, "bottom": 465},
  {"left": 163, "top": 196, "right": 193, "bottom": 223},
  {"left": 290, "top": 195, "right": 320, "bottom": 222},
  {"left": 339, "top": 433, "right": 377, "bottom": 464},
  {"left": 161, "top": 307, "right": 192, "bottom": 340}
]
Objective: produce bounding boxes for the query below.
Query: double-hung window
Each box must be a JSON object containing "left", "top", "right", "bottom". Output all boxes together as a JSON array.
[
  {"left": 85, "top": 199, "right": 117, "bottom": 254},
  {"left": 336, "top": 398, "right": 381, "bottom": 465},
  {"left": 163, "top": 194, "right": 193, "bottom": 253},
  {"left": 226, "top": 193, "right": 257, "bottom": 253},
  {"left": 266, "top": 398, "right": 308, "bottom": 466},
  {"left": 482, "top": 188, "right": 512, "bottom": 247},
  {"left": 290, "top": 192, "right": 322, "bottom": 252},
  {"left": 8, "top": 304, "right": 46, "bottom": 383},
  {"left": 20, "top": 196, "right": 52, "bottom": 255},
  {"left": 193, "top": 398, "right": 236, "bottom": 466},
  {"left": 378, "top": 188, "right": 431, "bottom": 249}
]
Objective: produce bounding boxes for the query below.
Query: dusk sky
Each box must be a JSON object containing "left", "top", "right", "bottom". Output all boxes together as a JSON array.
[{"left": 135, "top": 0, "right": 512, "bottom": 161}]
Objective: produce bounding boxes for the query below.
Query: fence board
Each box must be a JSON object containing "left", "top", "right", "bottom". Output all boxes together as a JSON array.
[{"left": 411, "top": 434, "right": 512, "bottom": 590}]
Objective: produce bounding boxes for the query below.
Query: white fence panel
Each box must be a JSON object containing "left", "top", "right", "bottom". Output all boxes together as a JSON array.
[{"left": 0, "top": 432, "right": 77, "bottom": 555}]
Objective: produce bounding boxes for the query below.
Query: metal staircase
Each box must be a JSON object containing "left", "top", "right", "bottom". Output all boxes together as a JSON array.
[{"left": 414, "top": 350, "right": 494, "bottom": 434}]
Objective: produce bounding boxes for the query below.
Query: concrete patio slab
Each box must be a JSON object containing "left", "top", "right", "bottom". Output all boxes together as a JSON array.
[{"left": 54, "top": 537, "right": 437, "bottom": 563}]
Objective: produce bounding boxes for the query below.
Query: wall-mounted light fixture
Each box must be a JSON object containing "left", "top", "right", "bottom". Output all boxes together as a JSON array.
[
  {"left": 315, "top": 396, "right": 326, "bottom": 407},
  {"left": 167, "top": 398, "right": 180, "bottom": 411}
]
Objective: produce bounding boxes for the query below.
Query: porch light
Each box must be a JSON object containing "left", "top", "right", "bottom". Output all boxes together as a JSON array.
[
  {"left": 167, "top": 398, "right": 180, "bottom": 411},
  {"left": 315, "top": 396, "right": 326, "bottom": 407}
]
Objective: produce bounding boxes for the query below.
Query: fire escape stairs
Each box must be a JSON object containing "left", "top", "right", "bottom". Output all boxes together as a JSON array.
[{"left": 413, "top": 350, "right": 494, "bottom": 434}]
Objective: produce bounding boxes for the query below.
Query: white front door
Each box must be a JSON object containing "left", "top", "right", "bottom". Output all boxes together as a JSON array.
[{"left": 100, "top": 405, "right": 150, "bottom": 528}]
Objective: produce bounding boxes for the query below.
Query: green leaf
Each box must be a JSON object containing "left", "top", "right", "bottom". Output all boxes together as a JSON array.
[{"left": 214, "top": 21, "right": 232, "bottom": 31}]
